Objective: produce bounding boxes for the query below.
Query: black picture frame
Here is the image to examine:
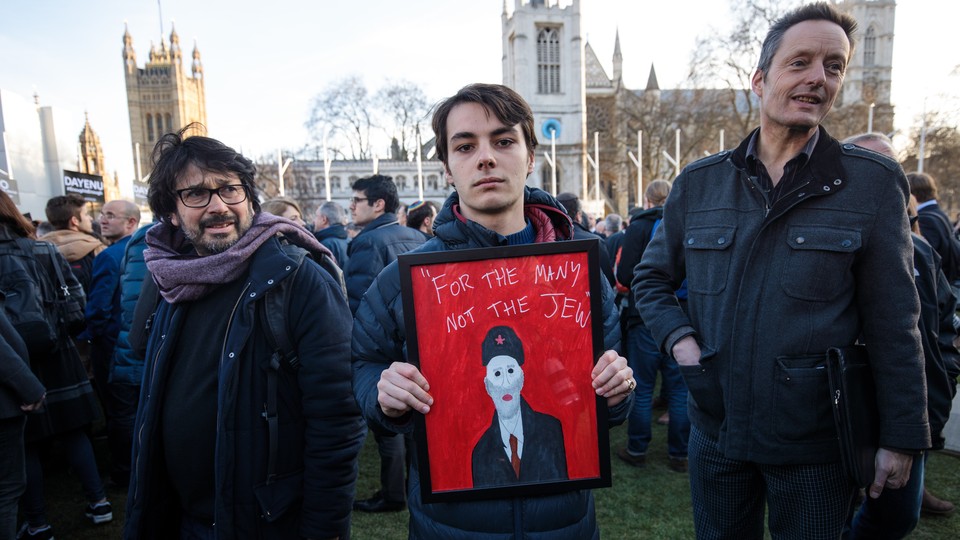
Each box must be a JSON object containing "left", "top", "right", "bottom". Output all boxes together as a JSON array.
[{"left": 398, "top": 239, "right": 610, "bottom": 503}]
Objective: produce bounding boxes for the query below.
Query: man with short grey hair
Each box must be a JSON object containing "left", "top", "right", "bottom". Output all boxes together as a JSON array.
[
  {"left": 313, "top": 201, "right": 349, "bottom": 268},
  {"left": 86, "top": 199, "right": 141, "bottom": 486}
]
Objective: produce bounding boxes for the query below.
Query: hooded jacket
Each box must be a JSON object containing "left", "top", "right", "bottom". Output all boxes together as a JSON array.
[
  {"left": 634, "top": 127, "right": 930, "bottom": 464},
  {"left": 40, "top": 229, "right": 105, "bottom": 293},
  {"left": 352, "top": 186, "right": 627, "bottom": 540}
]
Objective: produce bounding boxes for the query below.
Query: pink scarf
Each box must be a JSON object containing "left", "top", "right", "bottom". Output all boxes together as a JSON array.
[{"left": 145, "top": 212, "right": 331, "bottom": 303}]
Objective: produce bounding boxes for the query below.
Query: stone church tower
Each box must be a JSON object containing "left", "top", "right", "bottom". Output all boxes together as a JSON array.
[
  {"left": 78, "top": 113, "right": 121, "bottom": 202},
  {"left": 502, "top": 0, "right": 587, "bottom": 199},
  {"left": 829, "top": 0, "right": 896, "bottom": 135},
  {"left": 123, "top": 22, "right": 207, "bottom": 179}
]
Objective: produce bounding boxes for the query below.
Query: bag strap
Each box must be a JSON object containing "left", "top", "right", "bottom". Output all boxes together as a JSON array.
[
  {"left": 257, "top": 243, "right": 308, "bottom": 485},
  {"left": 44, "top": 242, "right": 72, "bottom": 301},
  {"left": 13, "top": 238, "right": 64, "bottom": 301}
]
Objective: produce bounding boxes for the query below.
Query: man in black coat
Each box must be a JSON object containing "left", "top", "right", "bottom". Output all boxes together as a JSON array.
[
  {"left": 909, "top": 171, "right": 960, "bottom": 285},
  {"left": 471, "top": 326, "right": 567, "bottom": 488},
  {"left": 346, "top": 174, "right": 426, "bottom": 513}
]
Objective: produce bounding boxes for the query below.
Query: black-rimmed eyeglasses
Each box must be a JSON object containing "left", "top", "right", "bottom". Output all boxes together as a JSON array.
[{"left": 176, "top": 184, "right": 249, "bottom": 208}]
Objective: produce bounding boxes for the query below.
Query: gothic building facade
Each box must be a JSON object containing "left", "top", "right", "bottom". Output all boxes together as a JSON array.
[
  {"left": 502, "top": 0, "right": 897, "bottom": 214},
  {"left": 122, "top": 23, "right": 207, "bottom": 180}
]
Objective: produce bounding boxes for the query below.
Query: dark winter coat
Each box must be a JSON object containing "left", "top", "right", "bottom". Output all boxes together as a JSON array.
[
  {"left": 912, "top": 234, "right": 960, "bottom": 449},
  {"left": 635, "top": 127, "right": 930, "bottom": 464},
  {"left": 917, "top": 202, "right": 960, "bottom": 283},
  {"left": 109, "top": 223, "right": 151, "bottom": 385},
  {"left": 352, "top": 187, "right": 628, "bottom": 540},
  {"left": 314, "top": 222, "right": 349, "bottom": 269},
  {"left": 616, "top": 206, "right": 662, "bottom": 327},
  {"left": 0, "top": 308, "right": 45, "bottom": 420},
  {"left": 344, "top": 212, "right": 426, "bottom": 314},
  {"left": 0, "top": 233, "right": 99, "bottom": 443},
  {"left": 125, "top": 236, "right": 365, "bottom": 540}
]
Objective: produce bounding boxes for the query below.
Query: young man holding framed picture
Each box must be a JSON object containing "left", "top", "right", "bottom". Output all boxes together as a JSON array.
[{"left": 352, "top": 83, "right": 634, "bottom": 539}]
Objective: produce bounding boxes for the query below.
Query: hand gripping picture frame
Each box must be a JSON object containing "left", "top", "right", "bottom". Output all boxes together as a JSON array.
[{"left": 398, "top": 239, "right": 611, "bottom": 503}]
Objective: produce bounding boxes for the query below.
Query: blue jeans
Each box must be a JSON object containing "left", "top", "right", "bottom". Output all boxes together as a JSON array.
[
  {"left": 625, "top": 324, "right": 690, "bottom": 458},
  {"left": 22, "top": 428, "right": 106, "bottom": 527},
  {"left": 0, "top": 416, "right": 26, "bottom": 540},
  {"left": 847, "top": 452, "right": 924, "bottom": 539}
]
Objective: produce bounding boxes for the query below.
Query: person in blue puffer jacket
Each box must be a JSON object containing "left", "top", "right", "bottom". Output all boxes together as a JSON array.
[{"left": 105, "top": 220, "right": 152, "bottom": 487}]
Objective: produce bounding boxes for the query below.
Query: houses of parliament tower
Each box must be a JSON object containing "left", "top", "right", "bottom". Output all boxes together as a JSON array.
[{"left": 122, "top": 22, "right": 207, "bottom": 179}]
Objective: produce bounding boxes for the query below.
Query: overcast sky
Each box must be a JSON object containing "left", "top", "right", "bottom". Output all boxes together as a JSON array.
[{"left": 2, "top": 0, "right": 957, "bottom": 194}]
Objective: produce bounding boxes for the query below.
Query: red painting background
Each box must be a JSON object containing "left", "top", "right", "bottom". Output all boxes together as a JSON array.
[{"left": 408, "top": 251, "right": 600, "bottom": 492}]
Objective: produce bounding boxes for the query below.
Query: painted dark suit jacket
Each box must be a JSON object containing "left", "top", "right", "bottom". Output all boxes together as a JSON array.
[{"left": 472, "top": 398, "right": 568, "bottom": 487}]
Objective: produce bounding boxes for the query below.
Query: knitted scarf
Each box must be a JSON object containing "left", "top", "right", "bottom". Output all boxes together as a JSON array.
[{"left": 145, "top": 212, "right": 331, "bottom": 304}]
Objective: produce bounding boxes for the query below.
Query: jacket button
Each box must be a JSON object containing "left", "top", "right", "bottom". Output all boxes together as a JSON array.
[
  {"left": 285, "top": 265, "right": 292, "bottom": 271},
  {"left": 249, "top": 292, "right": 257, "bottom": 298},
  {"left": 717, "top": 237, "right": 726, "bottom": 245},
  {"left": 796, "top": 237, "right": 805, "bottom": 244},
  {"left": 228, "top": 352, "right": 235, "bottom": 358},
  {"left": 834, "top": 179, "right": 842, "bottom": 185},
  {"left": 267, "top": 279, "right": 274, "bottom": 285},
  {"left": 841, "top": 239, "right": 852, "bottom": 248},
  {"left": 798, "top": 192, "right": 806, "bottom": 198},
  {"left": 822, "top": 186, "right": 831, "bottom": 192},
  {"left": 687, "top": 238, "right": 695, "bottom": 245}
]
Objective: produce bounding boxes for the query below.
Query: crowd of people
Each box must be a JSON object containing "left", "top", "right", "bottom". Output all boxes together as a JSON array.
[{"left": 1, "top": 3, "right": 958, "bottom": 539}]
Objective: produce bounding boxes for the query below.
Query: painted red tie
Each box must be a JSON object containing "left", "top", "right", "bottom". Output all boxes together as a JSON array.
[{"left": 509, "top": 434, "right": 520, "bottom": 478}]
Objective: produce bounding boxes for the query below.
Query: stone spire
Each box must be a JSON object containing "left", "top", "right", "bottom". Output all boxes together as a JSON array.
[
  {"left": 612, "top": 28, "right": 623, "bottom": 83},
  {"left": 192, "top": 40, "right": 203, "bottom": 78},
  {"left": 123, "top": 22, "right": 137, "bottom": 74},
  {"left": 169, "top": 21, "right": 181, "bottom": 61},
  {"left": 645, "top": 63, "right": 659, "bottom": 91}
]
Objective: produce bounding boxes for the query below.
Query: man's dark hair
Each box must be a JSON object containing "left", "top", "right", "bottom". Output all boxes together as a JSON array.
[
  {"left": 907, "top": 172, "right": 938, "bottom": 203},
  {"left": 555, "top": 192, "right": 581, "bottom": 219},
  {"left": 406, "top": 200, "right": 439, "bottom": 230},
  {"left": 757, "top": 2, "right": 858, "bottom": 76},
  {"left": 431, "top": 83, "right": 538, "bottom": 166},
  {"left": 147, "top": 124, "right": 259, "bottom": 220},
  {"left": 352, "top": 175, "right": 400, "bottom": 214},
  {"left": 45, "top": 193, "right": 87, "bottom": 230}
]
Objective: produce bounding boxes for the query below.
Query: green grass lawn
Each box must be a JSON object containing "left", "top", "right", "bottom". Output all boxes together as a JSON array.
[{"left": 36, "top": 418, "right": 960, "bottom": 539}]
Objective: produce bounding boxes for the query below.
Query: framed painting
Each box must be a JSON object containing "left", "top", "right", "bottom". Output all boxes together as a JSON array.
[{"left": 398, "top": 239, "right": 611, "bottom": 503}]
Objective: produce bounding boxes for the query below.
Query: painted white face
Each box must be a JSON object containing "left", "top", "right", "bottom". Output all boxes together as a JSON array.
[{"left": 484, "top": 355, "right": 524, "bottom": 420}]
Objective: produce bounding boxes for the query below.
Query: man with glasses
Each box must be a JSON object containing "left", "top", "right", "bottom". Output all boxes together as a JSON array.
[
  {"left": 85, "top": 200, "right": 140, "bottom": 486},
  {"left": 345, "top": 174, "right": 425, "bottom": 514},
  {"left": 124, "top": 128, "right": 364, "bottom": 540}
]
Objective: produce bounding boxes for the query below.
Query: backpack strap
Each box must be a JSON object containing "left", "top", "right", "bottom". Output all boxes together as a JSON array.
[
  {"left": 257, "top": 242, "right": 307, "bottom": 485},
  {"left": 257, "top": 238, "right": 349, "bottom": 484}
]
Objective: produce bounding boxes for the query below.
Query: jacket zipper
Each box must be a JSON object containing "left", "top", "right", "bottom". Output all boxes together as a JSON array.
[
  {"left": 132, "top": 318, "right": 170, "bottom": 506},
  {"left": 211, "top": 282, "right": 251, "bottom": 528}
]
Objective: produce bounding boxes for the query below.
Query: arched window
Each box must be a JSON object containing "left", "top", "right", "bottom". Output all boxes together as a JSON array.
[
  {"left": 165, "top": 113, "right": 174, "bottom": 135},
  {"left": 146, "top": 114, "right": 154, "bottom": 141},
  {"left": 537, "top": 27, "right": 561, "bottom": 94},
  {"left": 864, "top": 26, "right": 876, "bottom": 67}
]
